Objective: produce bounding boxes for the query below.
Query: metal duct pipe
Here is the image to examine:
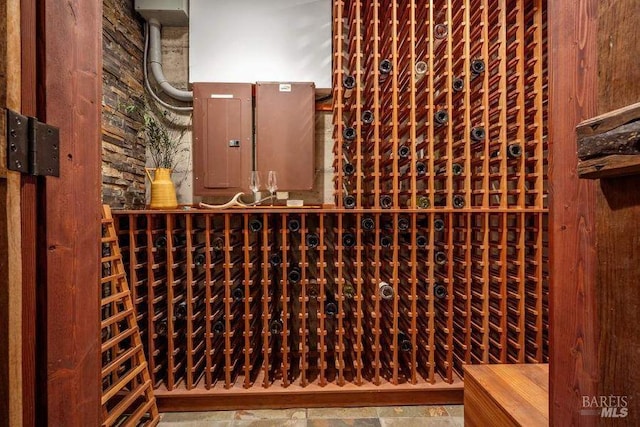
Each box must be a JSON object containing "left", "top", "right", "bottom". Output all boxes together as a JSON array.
[{"left": 148, "top": 18, "right": 193, "bottom": 102}]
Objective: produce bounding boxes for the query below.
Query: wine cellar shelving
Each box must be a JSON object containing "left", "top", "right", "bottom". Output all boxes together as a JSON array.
[
  {"left": 333, "top": 0, "right": 547, "bottom": 211},
  {"left": 111, "top": 0, "right": 548, "bottom": 409},
  {"left": 113, "top": 209, "right": 548, "bottom": 403}
]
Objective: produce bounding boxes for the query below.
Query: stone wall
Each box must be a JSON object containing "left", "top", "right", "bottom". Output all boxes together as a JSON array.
[{"left": 102, "top": 0, "right": 146, "bottom": 208}]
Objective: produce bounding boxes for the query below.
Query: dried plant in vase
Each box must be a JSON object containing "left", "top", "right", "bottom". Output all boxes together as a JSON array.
[{"left": 126, "top": 102, "right": 189, "bottom": 209}]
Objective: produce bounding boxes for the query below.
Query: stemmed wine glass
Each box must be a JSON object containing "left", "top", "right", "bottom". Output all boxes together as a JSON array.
[
  {"left": 267, "top": 171, "right": 278, "bottom": 206},
  {"left": 249, "top": 171, "right": 261, "bottom": 203}
]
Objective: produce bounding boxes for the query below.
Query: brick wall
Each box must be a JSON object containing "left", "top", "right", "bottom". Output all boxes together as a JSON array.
[{"left": 102, "top": 0, "right": 146, "bottom": 208}]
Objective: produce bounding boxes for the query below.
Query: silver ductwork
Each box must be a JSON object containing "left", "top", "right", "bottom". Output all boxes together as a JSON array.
[{"left": 147, "top": 18, "right": 193, "bottom": 102}]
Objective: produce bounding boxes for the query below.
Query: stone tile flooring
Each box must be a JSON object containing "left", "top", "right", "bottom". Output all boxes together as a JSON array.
[{"left": 158, "top": 405, "right": 464, "bottom": 426}]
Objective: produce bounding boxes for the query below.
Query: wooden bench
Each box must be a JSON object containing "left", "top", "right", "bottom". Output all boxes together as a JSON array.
[{"left": 464, "top": 364, "right": 549, "bottom": 427}]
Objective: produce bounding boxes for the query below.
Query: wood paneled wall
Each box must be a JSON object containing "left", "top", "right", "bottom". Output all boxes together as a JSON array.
[
  {"left": 548, "top": 0, "right": 599, "bottom": 426},
  {"left": 595, "top": 1, "right": 640, "bottom": 425}
]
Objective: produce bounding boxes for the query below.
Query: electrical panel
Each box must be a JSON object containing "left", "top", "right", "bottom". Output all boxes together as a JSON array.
[
  {"left": 193, "top": 83, "right": 252, "bottom": 196},
  {"left": 255, "top": 82, "right": 316, "bottom": 191},
  {"left": 193, "top": 82, "right": 316, "bottom": 197}
]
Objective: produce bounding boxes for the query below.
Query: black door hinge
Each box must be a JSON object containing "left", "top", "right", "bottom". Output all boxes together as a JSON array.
[{"left": 6, "top": 109, "right": 60, "bottom": 177}]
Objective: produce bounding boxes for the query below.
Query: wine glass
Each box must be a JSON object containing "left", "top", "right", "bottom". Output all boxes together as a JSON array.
[
  {"left": 249, "top": 171, "right": 261, "bottom": 203},
  {"left": 267, "top": 171, "right": 278, "bottom": 206}
]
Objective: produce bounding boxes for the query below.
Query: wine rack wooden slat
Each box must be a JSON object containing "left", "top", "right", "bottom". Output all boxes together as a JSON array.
[{"left": 101, "top": 205, "right": 159, "bottom": 426}]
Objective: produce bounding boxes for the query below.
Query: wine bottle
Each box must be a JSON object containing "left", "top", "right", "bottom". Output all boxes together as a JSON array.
[
  {"left": 325, "top": 301, "right": 338, "bottom": 317},
  {"left": 249, "top": 218, "right": 263, "bottom": 232},
  {"left": 194, "top": 253, "right": 206, "bottom": 267},
  {"left": 156, "top": 320, "right": 168, "bottom": 337},
  {"left": 213, "top": 320, "right": 225, "bottom": 335},
  {"left": 287, "top": 216, "right": 301, "bottom": 232},
  {"left": 212, "top": 236, "right": 225, "bottom": 252},
  {"left": 306, "top": 233, "right": 320, "bottom": 249},
  {"left": 288, "top": 266, "right": 301, "bottom": 284},
  {"left": 416, "top": 234, "right": 428, "bottom": 248},
  {"left": 174, "top": 301, "right": 188, "bottom": 321},
  {"left": 397, "top": 332, "right": 412, "bottom": 352},
  {"left": 379, "top": 58, "right": 393, "bottom": 75},
  {"left": 434, "top": 110, "right": 449, "bottom": 126},
  {"left": 453, "top": 195, "right": 465, "bottom": 209},
  {"left": 452, "top": 77, "right": 464, "bottom": 92},
  {"left": 397, "top": 216, "right": 410, "bottom": 232},
  {"left": 452, "top": 163, "right": 464, "bottom": 176},
  {"left": 269, "top": 318, "right": 283, "bottom": 335},
  {"left": 344, "top": 195, "right": 356, "bottom": 209},
  {"left": 269, "top": 253, "right": 282, "bottom": 267},
  {"left": 343, "top": 126, "right": 356, "bottom": 142},
  {"left": 434, "top": 283, "right": 447, "bottom": 299},
  {"left": 231, "top": 286, "right": 244, "bottom": 302},
  {"left": 507, "top": 143, "right": 523, "bottom": 159},
  {"left": 434, "top": 23, "right": 448, "bottom": 39},
  {"left": 343, "top": 283, "right": 355, "bottom": 299},
  {"left": 362, "top": 110, "right": 374, "bottom": 125},
  {"left": 398, "top": 145, "right": 410, "bottom": 158},
  {"left": 434, "top": 218, "right": 445, "bottom": 232},
  {"left": 380, "top": 194, "right": 393, "bottom": 209},
  {"left": 380, "top": 234, "right": 392, "bottom": 248},
  {"left": 434, "top": 251, "right": 447, "bottom": 265},
  {"left": 361, "top": 216, "right": 375, "bottom": 230},
  {"left": 342, "top": 74, "right": 355, "bottom": 99},
  {"left": 342, "top": 232, "right": 356, "bottom": 248},
  {"left": 416, "top": 161, "right": 427, "bottom": 174},
  {"left": 379, "top": 281, "right": 394, "bottom": 300},
  {"left": 471, "top": 58, "right": 486, "bottom": 76},
  {"left": 343, "top": 162, "right": 356, "bottom": 176},
  {"left": 154, "top": 235, "right": 167, "bottom": 248},
  {"left": 417, "top": 196, "right": 430, "bottom": 209},
  {"left": 470, "top": 126, "right": 486, "bottom": 142},
  {"left": 415, "top": 61, "right": 428, "bottom": 81}
]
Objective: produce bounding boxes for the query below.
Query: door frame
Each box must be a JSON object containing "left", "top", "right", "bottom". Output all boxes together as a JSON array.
[{"left": 0, "top": 0, "right": 25, "bottom": 425}]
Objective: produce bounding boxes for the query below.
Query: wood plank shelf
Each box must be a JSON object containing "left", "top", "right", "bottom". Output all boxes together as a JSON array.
[
  {"left": 154, "top": 377, "right": 464, "bottom": 411},
  {"left": 464, "top": 364, "right": 548, "bottom": 427},
  {"left": 577, "top": 102, "right": 640, "bottom": 179},
  {"left": 577, "top": 154, "right": 640, "bottom": 179}
]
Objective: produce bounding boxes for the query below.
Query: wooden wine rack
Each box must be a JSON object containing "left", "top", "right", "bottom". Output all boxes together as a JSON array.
[
  {"left": 334, "top": 0, "right": 547, "bottom": 211},
  {"left": 111, "top": 0, "right": 548, "bottom": 411},
  {"left": 101, "top": 205, "right": 159, "bottom": 425}
]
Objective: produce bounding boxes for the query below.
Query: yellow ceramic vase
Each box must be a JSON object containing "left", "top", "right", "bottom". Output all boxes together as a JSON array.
[{"left": 146, "top": 167, "right": 178, "bottom": 209}]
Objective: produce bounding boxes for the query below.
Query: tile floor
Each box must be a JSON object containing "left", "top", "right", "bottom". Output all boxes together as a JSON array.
[{"left": 158, "top": 405, "right": 464, "bottom": 426}]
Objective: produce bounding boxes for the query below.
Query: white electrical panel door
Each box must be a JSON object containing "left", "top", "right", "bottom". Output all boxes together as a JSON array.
[{"left": 189, "top": 0, "right": 332, "bottom": 88}]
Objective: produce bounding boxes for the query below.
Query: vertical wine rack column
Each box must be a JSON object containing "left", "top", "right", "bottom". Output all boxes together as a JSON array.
[
  {"left": 150, "top": 214, "right": 169, "bottom": 387},
  {"left": 334, "top": 0, "right": 346, "bottom": 208},
  {"left": 115, "top": 215, "right": 149, "bottom": 369},
  {"left": 451, "top": 213, "right": 471, "bottom": 375}
]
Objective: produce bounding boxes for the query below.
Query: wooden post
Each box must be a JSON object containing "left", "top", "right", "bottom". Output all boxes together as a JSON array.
[
  {"left": 0, "top": 0, "right": 24, "bottom": 425},
  {"left": 41, "top": 0, "right": 102, "bottom": 425},
  {"left": 548, "top": 0, "right": 599, "bottom": 426}
]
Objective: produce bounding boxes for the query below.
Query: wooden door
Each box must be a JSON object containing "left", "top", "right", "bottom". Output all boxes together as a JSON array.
[{"left": 2, "top": 0, "right": 102, "bottom": 425}]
